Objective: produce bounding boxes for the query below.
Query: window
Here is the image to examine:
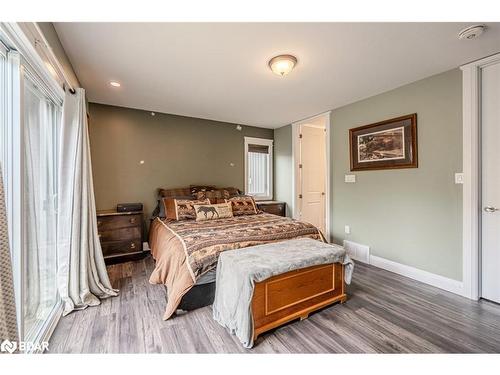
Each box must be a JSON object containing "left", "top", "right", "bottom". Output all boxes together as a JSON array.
[
  {"left": 22, "top": 75, "right": 61, "bottom": 341},
  {"left": 0, "top": 42, "right": 6, "bottom": 169},
  {"left": 244, "top": 137, "right": 273, "bottom": 200},
  {"left": 0, "top": 24, "right": 64, "bottom": 350}
]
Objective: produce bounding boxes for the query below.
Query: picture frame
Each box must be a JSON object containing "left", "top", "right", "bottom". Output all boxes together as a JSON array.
[{"left": 349, "top": 113, "right": 418, "bottom": 171}]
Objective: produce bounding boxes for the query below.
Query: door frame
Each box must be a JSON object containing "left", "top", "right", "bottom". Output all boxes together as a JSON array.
[
  {"left": 461, "top": 52, "right": 500, "bottom": 301},
  {"left": 291, "top": 111, "right": 331, "bottom": 241}
]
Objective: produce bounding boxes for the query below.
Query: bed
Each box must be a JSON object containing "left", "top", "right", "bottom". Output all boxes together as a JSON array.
[{"left": 148, "top": 212, "right": 325, "bottom": 319}]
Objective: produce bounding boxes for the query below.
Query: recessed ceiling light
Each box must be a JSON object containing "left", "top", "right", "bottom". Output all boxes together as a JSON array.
[
  {"left": 268, "top": 55, "right": 297, "bottom": 77},
  {"left": 109, "top": 81, "right": 121, "bottom": 87}
]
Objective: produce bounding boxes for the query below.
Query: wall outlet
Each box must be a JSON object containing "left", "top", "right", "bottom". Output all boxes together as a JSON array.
[
  {"left": 344, "top": 225, "right": 351, "bottom": 234},
  {"left": 345, "top": 174, "right": 356, "bottom": 183},
  {"left": 455, "top": 173, "right": 464, "bottom": 184}
]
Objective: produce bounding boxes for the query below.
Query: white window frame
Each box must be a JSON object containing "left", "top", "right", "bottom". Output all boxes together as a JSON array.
[
  {"left": 244, "top": 137, "right": 273, "bottom": 201},
  {"left": 0, "top": 22, "right": 65, "bottom": 351},
  {"left": 1, "top": 43, "right": 24, "bottom": 341}
]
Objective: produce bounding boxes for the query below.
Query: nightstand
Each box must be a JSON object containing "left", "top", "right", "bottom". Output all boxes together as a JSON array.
[
  {"left": 96, "top": 210, "right": 145, "bottom": 264},
  {"left": 256, "top": 201, "right": 286, "bottom": 217}
]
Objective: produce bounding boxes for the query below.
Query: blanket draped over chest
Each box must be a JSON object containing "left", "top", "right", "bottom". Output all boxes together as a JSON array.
[
  {"left": 148, "top": 213, "right": 325, "bottom": 319},
  {"left": 212, "top": 238, "right": 354, "bottom": 348}
]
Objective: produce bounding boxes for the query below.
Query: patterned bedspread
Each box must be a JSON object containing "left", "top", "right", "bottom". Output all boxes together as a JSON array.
[
  {"left": 148, "top": 213, "right": 325, "bottom": 319},
  {"left": 169, "top": 213, "right": 324, "bottom": 279}
]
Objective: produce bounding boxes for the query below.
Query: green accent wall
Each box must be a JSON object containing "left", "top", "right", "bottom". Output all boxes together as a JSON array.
[
  {"left": 88, "top": 103, "right": 273, "bottom": 220},
  {"left": 274, "top": 68, "right": 463, "bottom": 281},
  {"left": 274, "top": 125, "right": 293, "bottom": 217}
]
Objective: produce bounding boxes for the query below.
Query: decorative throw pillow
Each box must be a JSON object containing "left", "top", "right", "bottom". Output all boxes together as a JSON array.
[
  {"left": 163, "top": 198, "right": 210, "bottom": 220},
  {"left": 156, "top": 196, "right": 193, "bottom": 218},
  {"left": 190, "top": 185, "right": 216, "bottom": 197},
  {"left": 196, "top": 189, "right": 230, "bottom": 203},
  {"left": 220, "top": 187, "right": 241, "bottom": 197},
  {"left": 158, "top": 187, "right": 192, "bottom": 198},
  {"left": 225, "top": 196, "right": 258, "bottom": 216},
  {"left": 193, "top": 203, "right": 233, "bottom": 221}
]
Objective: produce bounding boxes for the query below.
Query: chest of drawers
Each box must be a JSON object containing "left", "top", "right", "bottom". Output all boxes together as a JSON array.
[
  {"left": 97, "top": 210, "right": 145, "bottom": 264},
  {"left": 256, "top": 201, "right": 286, "bottom": 217}
]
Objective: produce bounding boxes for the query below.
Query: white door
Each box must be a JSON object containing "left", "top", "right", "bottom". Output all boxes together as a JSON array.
[
  {"left": 299, "top": 124, "right": 326, "bottom": 233},
  {"left": 481, "top": 62, "right": 500, "bottom": 303}
]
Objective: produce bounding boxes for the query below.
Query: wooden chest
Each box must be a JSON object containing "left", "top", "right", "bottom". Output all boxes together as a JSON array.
[
  {"left": 97, "top": 210, "right": 145, "bottom": 264},
  {"left": 256, "top": 201, "right": 286, "bottom": 217},
  {"left": 252, "top": 263, "right": 346, "bottom": 341}
]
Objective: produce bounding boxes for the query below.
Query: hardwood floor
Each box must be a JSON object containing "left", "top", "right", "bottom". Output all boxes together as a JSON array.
[{"left": 49, "top": 256, "right": 500, "bottom": 353}]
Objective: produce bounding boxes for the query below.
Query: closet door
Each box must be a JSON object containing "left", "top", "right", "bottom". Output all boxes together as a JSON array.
[{"left": 481, "top": 61, "right": 500, "bottom": 303}]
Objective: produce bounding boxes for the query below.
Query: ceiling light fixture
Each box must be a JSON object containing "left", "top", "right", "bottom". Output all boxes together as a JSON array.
[
  {"left": 268, "top": 54, "right": 297, "bottom": 77},
  {"left": 109, "top": 81, "right": 121, "bottom": 87},
  {"left": 458, "top": 24, "right": 486, "bottom": 40}
]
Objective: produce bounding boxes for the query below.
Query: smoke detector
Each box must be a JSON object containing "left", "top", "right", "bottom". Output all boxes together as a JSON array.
[{"left": 458, "top": 24, "right": 486, "bottom": 40}]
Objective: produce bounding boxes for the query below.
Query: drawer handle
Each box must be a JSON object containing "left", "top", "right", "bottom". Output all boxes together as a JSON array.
[
  {"left": 129, "top": 218, "right": 136, "bottom": 224},
  {"left": 130, "top": 242, "right": 136, "bottom": 249},
  {"left": 97, "top": 220, "right": 102, "bottom": 226}
]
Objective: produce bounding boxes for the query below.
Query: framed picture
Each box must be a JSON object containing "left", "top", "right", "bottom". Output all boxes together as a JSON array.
[{"left": 349, "top": 113, "right": 418, "bottom": 171}]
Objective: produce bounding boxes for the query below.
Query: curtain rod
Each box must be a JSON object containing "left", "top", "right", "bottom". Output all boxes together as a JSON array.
[
  {"left": 33, "top": 23, "right": 76, "bottom": 95},
  {"left": 0, "top": 39, "right": 10, "bottom": 51}
]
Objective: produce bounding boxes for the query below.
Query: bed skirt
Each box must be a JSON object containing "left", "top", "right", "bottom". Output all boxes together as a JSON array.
[{"left": 167, "top": 282, "right": 216, "bottom": 311}]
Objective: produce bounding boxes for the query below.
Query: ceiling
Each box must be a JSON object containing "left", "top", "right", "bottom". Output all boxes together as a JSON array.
[{"left": 54, "top": 22, "right": 500, "bottom": 128}]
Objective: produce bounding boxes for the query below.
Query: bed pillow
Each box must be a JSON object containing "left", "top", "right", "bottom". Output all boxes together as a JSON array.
[
  {"left": 193, "top": 202, "right": 233, "bottom": 221},
  {"left": 190, "top": 185, "right": 216, "bottom": 197},
  {"left": 196, "top": 189, "right": 230, "bottom": 203},
  {"left": 158, "top": 187, "right": 192, "bottom": 198},
  {"left": 225, "top": 196, "right": 258, "bottom": 216},
  {"left": 220, "top": 187, "right": 241, "bottom": 197},
  {"left": 154, "top": 196, "right": 193, "bottom": 218},
  {"left": 163, "top": 198, "right": 210, "bottom": 220}
]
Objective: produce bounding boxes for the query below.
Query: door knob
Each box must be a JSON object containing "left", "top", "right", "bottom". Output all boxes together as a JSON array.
[{"left": 484, "top": 206, "right": 499, "bottom": 213}]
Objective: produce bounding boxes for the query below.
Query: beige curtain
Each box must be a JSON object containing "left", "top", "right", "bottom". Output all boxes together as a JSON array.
[
  {"left": 57, "top": 88, "right": 118, "bottom": 316},
  {"left": 0, "top": 163, "right": 19, "bottom": 343}
]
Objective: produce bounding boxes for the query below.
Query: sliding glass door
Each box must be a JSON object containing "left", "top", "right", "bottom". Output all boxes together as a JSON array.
[
  {"left": 22, "top": 76, "right": 61, "bottom": 342},
  {"left": 0, "top": 27, "right": 63, "bottom": 350}
]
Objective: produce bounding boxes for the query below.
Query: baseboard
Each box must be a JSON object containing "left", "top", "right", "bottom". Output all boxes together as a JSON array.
[{"left": 369, "top": 255, "right": 465, "bottom": 297}]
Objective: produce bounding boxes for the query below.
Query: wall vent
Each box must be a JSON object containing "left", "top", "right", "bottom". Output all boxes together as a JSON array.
[{"left": 343, "top": 240, "right": 370, "bottom": 264}]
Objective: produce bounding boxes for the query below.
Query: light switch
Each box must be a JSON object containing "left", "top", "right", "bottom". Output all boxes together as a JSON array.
[
  {"left": 344, "top": 225, "right": 351, "bottom": 234},
  {"left": 455, "top": 173, "right": 464, "bottom": 184},
  {"left": 345, "top": 174, "right": 356, "bottom": 183}
]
